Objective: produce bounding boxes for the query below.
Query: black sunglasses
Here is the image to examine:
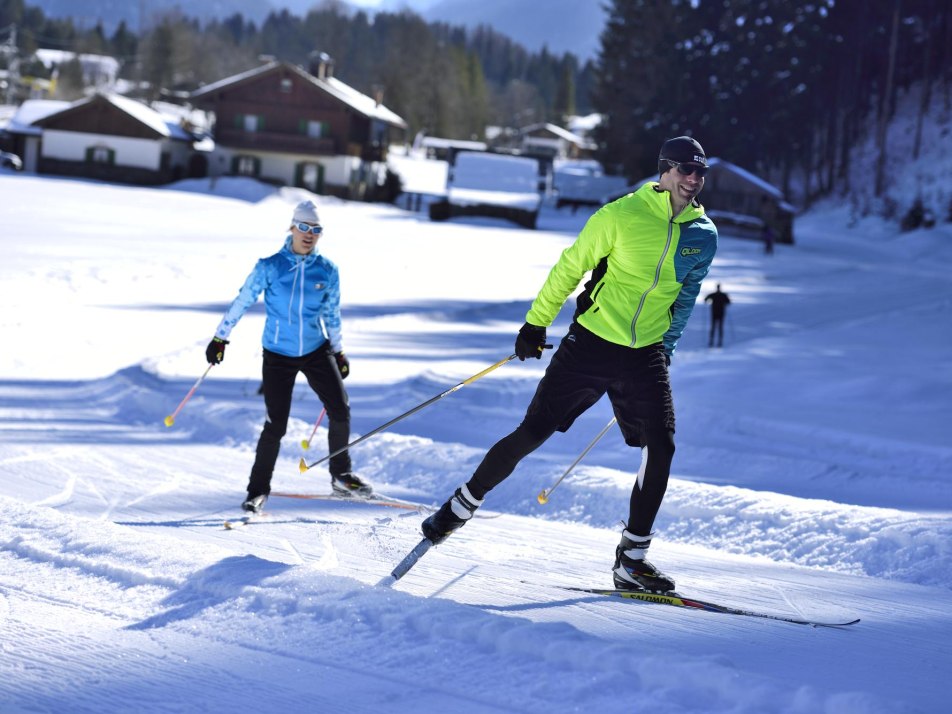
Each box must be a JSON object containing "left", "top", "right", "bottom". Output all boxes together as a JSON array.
[{"left": 665, "top": 159, "right": 709, "bottom": 178}]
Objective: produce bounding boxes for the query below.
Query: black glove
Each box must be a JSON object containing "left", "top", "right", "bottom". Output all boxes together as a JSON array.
[
  {"left": 206, "top": 337, "right": 228, "bottom": 364},
  {"left": 515, "top": 323, "right": 546, "bottom": 361},
  {"left": 334, "top": 351, "right": 350, "bottom": 379}
]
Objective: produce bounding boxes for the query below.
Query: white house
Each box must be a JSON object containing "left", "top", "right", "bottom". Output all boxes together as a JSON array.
[{"left": 29, "top": 93, "right": 202, "bottom": 184}]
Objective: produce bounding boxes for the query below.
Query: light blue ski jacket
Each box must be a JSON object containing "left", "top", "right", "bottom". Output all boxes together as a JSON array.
[{"left": 215, "top": 236, "right": 342, "bottom": 357}]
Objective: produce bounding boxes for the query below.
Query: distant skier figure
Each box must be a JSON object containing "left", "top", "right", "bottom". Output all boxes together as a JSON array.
[
  {"left": 205, "top": 200, "right": 372, "bottom": 514},
  {"left": 704, "top": 284, "right": 731, "bottom": 348},
  {"left": 419, "top": 136, "right": 718, "bottom": 594}
]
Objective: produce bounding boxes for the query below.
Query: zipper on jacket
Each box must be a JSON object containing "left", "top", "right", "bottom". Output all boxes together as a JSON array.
[
  {"left": 286, "top": 258, "right": 307, "bottom": 356},
  {"left": 629, "top": 215, "right": 675, "bottom": 347},
  {"left": 296, "top": 262, "right": 305, "bottom": 355}
]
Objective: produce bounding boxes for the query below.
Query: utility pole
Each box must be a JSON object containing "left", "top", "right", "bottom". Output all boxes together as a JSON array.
[{"left": 1, "top": 23, "right": 19, "bottom": 105}]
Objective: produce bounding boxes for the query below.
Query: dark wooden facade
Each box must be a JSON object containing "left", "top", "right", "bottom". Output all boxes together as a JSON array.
[
  {"left": 35, "top": 95, "right": 164, "bottom": 140},
  {"left": 191, "top": 62, "right": 406, "bottom": 165}
]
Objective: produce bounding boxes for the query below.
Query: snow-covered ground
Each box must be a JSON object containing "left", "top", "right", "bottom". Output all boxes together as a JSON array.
[{"left": 1, "top": 171, "right": 950, "bottom": 713}]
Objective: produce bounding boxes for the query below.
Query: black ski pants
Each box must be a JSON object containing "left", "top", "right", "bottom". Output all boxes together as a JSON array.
[
  {"left": 247, "top": 344, "right": 350, "bottom": 498},
  {"left": 466, "top": 323, "right": 676, "bottom": 537},
  {"left": 709, "top": 313, "right": 725, "bottom": 347}
]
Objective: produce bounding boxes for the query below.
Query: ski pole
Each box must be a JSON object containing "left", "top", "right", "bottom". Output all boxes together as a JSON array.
[
  {"left": 300, "top": 408, "right": 327, "bottom": 449},
  {"left": 164, "top": 364, "right": 214, "bottom": 427},
  {"left": 537, "top": 417, "right": 617, "bottom": 504},
  {"left": 300, "top": 352, "right": 526, "bottom": 473}
]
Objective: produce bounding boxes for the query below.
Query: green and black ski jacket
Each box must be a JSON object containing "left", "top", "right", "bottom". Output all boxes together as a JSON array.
[{"left": 526, "top": 182, "right": 718, "bottom": 356}]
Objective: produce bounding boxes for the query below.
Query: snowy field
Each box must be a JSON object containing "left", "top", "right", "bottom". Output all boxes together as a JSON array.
[{"left": 1, "top": 171, "right": 951, "bottom": 713}]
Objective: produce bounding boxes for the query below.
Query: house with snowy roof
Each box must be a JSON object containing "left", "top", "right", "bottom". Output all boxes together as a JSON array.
[
  {"left": 6, "top": 93, "right": 203, "bottom": 183},
  {"left": 605, "top": 158, "right": 797, "bottom": 244},
  {"left": 518, "top": 122, "right": 596, "bottom": 161},
  {"left": 189, "top": 57, "right": 408, "bottom": 199}
]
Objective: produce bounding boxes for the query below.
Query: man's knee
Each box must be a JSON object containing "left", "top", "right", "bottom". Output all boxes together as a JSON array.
[
  {"left": 261, "top": 419, "right": 288, "bottom": 440},
  {"left": 645, "top": 428, "right": 675, "bottom": 461},
  {"left": 325, "top": 405, "right": 350, "bottom": 425}
]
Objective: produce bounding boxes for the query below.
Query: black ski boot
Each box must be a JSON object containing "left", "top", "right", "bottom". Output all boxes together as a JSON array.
[
  {"left": 612, "top": 529, "right": 675, "bottom": 592},
  {"left": 421, "top": 485, "right": 483, "bottom": 544},
  {"left": 241, "top": 494, "right": 268, "bottom": 514},
  {"left": 332, "top": 472, "right": 373, "bottom": 497}
]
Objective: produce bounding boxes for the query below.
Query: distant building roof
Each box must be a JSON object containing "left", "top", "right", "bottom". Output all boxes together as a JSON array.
[
  {"left": 520, "top": 122, "right": 594, "bottom": 148},
  {"left": 4, "top": 99, "right": 72, "bottom": 136},
  {"left": 421, "top": 137, "right": 487, "bottom": 151},
  {"left": 27, "top": 94, "right": 195, "bottom": 141},
  {"left": 33, "top": 49, "right": 120, "bottom": 87},
  {"left": 567, "top": 113, "right": 603, "bottom": 136},
  {"left": 191, "top": 61, "right": 407, "bottom": 130}
]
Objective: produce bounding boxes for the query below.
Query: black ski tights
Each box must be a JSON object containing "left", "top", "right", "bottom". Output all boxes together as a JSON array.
[
  {"left": 627, "top": 428, "right": 675, "bottom": 537},
  {"left": 466, "top": 422, "right": 554, "bottom": 500}
]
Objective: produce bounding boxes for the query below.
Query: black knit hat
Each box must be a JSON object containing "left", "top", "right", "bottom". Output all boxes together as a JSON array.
[{"left": 658, "top": 136, "right": 707, "bottom": 173}]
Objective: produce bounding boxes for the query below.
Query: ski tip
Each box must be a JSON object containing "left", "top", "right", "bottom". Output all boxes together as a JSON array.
[
  {"left": 816, "top": 618, "right": 862, "bottom": 628},
  {"left": 298, "top": 457, "right": 308, "bottom": 473}
]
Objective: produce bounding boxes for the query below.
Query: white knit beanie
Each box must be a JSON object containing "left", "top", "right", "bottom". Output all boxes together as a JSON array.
[{"left": 292, "top": 200, "right": 320, "bottom": 224}]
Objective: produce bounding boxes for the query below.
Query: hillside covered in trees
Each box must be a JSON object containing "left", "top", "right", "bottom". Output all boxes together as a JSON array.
[{"left": 2, "top": 0, "right": 951, "bottom": 220}]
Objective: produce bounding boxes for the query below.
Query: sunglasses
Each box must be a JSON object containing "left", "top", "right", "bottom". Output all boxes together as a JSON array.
[
  {"left": 295, "top": 222, "right": 324, "bottom": 235},
  {"left": 665, "top": 159, "right": 709, "bottom": 178}
]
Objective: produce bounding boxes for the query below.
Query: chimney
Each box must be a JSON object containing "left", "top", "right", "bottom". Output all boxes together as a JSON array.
[
  {"left": 371, "top": 83, "right": 384, "bottom": 107},
  {"left": 308, "top": 51, "right": 334, "bottom": 80}
]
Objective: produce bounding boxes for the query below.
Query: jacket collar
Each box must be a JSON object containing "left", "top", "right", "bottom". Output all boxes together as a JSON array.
[
  {"left": 281, "top": 235, "right": 318, "bottom": 264},
  {"left": 644, "top": 182, "right": 705, "bottom": 222}
]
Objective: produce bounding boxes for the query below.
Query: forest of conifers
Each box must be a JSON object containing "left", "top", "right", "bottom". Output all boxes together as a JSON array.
[{"left": 2, "top": 0, "right": 950, "bottom": 203}]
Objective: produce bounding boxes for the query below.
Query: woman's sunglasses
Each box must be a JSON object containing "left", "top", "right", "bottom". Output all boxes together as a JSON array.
[{"left": 295, "top": 223, "right": 324, "bottom": 235}]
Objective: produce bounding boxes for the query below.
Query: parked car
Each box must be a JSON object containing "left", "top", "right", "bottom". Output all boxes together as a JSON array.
[{"left": 1, "top": 151, "right": 23, "bottom": 171}]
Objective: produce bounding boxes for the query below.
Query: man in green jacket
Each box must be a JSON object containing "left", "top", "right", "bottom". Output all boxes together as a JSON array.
[{"left": 422, "top": 136, "right": 718, "bottom": 592}]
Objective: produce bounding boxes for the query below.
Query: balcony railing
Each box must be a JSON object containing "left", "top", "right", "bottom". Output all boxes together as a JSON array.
[{"left": 214, "top": 128, "right": 338, "bottom": 155}]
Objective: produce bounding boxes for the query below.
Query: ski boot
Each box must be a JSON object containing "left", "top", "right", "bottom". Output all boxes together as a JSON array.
[
  {"left": 612, "top": 529, "right": 675, "bottom": 593},
  {"left": 421, "top": 485, "right": 483, "bottom": 544},
  {"left": 241, "top": 494, "right": 268, "bottom": 514},
  {"left": 332, "top": 472, "right": 373, "bottom": 497}
]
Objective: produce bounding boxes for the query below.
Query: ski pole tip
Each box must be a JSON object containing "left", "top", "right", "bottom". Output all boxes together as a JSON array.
[
  {"left": 537, "top": 490, "right": 549, "bottom": 505},
  {"left": 377, "top": 575, "right": 397, "bottom": 588},
  {"left": 298, "top": 457, "right": 308, "bottom": 473},
  {"left": 164, "top": 415, "right": 174, "bottom": 427}
]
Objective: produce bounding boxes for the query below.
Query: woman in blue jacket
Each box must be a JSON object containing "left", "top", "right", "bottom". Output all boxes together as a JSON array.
[{"left": 206, "top": 200, "right": 372, "bottom": 513}]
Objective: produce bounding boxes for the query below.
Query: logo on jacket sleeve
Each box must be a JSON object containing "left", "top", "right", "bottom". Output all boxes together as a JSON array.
[{"left": 680, "top": 247, "right": 702, "bottom": 257}]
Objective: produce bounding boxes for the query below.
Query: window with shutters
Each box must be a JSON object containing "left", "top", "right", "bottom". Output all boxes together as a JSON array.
[
  {"left": 85, "top": 146, "right": 115, "bottom": 164},
  {"left": 234, "top": 155, "right": 259, "bottom": 176},
  {"left": 302, "top": 120, "right": 329, "bottom": 138},
  {"left": 235, "top": 114, "right": 264, "bottom": 132}
]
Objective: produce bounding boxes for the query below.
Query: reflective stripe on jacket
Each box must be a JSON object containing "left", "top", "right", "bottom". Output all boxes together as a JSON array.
[
  {"left": 526, "top": 182, "right": 717, "bottom": 355},
  {"left": 215, "top": 235, "right": 342, "bottom": 357}
]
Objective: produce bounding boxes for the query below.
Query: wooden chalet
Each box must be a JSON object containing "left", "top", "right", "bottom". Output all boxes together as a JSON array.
[
  {"left": 605, "top": 158, "right": 797, "bottom": 245},
  {"left": 519, "top": 122, "right": 596, "bottom": 161},
  {"left": 190, "top": 58, "right": 408, "bottom": 199},
  {"left": 701, "top": 159, "right": 796, "bottom": 244},
  {"left": 28, "top": 93, "right": 201, "bottom": 185}
]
